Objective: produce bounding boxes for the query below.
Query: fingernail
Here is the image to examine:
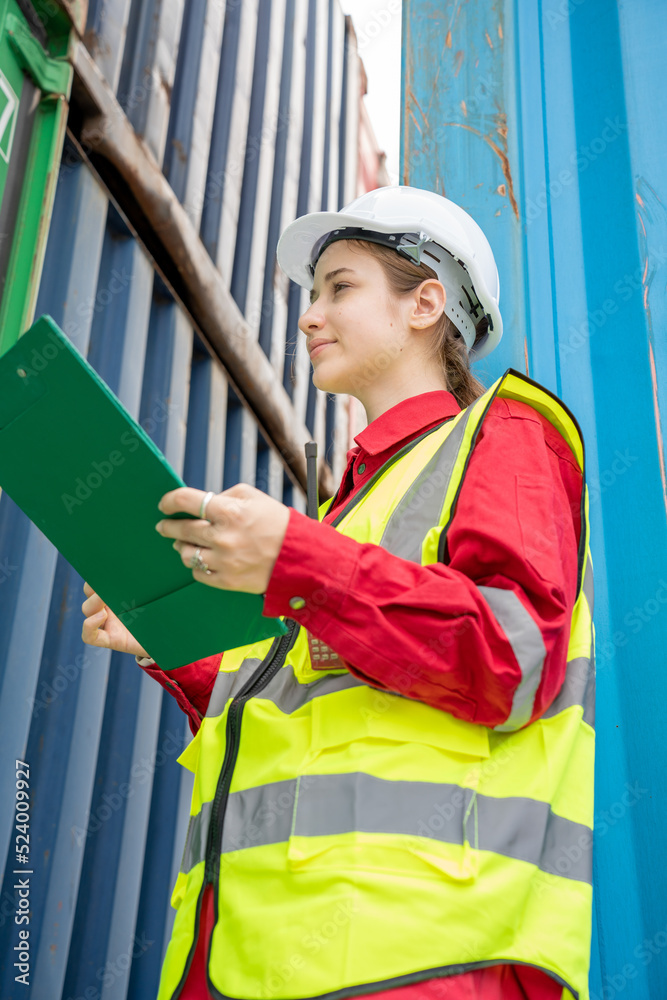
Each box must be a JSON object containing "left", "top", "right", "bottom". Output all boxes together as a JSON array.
[{"left": 155, "top": 522, "right": 163, "bottom": 533}]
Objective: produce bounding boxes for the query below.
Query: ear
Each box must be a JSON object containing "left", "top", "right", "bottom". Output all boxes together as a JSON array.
[{"left": 408, "top": 279, "right": 446, "bottom": 330}]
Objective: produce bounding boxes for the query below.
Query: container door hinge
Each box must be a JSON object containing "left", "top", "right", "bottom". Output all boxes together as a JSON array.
[{"left": 6, "top": 13, "right": 72, "bottom": 99}]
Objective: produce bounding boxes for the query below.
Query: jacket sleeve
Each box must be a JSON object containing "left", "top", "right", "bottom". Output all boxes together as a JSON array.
[
  {"left": 263, "top": 398, "right": 583, "bottom": 729},
  {"left": 136, "top": 654, "right": 222, "bottom": 735}
]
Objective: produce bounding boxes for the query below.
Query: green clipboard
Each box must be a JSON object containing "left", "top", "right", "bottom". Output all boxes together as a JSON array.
[{"left": 0, "top": 315, "right": 287, "bottom": 669}]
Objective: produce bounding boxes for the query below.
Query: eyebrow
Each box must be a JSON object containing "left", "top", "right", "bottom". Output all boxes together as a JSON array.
[{"left": 310, "top": 267, "right": 354, "bottom": 304}]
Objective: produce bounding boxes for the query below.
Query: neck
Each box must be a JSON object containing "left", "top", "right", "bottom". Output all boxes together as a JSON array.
[{"left": 359, "top": 367, "right": 450, "bottom": 424}]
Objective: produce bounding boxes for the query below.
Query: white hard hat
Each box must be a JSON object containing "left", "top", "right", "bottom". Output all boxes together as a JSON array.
[{"left": 276, "top": 185, "right": 502, "bottom": 359}]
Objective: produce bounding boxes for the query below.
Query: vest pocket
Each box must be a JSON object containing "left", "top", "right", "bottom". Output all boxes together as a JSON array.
[
  {"left": 285, "top": 771, "right": 482, "bottom": 882},
  {"left": 286, "top": 693, "right": 489, "bottom": 881}
]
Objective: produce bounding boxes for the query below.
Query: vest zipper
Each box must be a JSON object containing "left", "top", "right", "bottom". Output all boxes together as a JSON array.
[{"left": 203, "top": 618, "right": 299, "bottom": 883}]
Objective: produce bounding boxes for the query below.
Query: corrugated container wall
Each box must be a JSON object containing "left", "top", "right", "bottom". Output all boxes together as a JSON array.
[
  {"left": 0, "top": 1, "right": 363, "bottom": 997},
  {"left": 402, "top": 2, "right": 667, "bottom": 998}
]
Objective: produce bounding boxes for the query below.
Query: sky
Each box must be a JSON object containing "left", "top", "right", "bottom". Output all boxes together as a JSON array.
[{"left": 339, "top": 0, "right": 402, "bottom": 185}]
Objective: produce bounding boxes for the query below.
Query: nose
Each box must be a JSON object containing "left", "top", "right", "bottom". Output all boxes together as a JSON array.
[{"left": 298, "top": 300, "right": 324, "bottom": 336}]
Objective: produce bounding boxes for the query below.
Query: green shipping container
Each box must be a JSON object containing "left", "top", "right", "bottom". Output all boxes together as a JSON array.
[{"left": 0, "top": 0, "right": 73, "bottom": 357}]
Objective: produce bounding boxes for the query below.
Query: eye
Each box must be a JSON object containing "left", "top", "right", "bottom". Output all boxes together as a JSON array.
[{"left": 333, "top": 282, "right": 350, "bottom": 294}]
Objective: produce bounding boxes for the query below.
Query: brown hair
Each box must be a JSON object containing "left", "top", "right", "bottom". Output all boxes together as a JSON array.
[{"left": 347, "top": 239, "right": 487, "bottom": 408}]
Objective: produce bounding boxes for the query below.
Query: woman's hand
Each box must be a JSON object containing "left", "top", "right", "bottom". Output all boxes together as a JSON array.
[
  {"left": 81, "top": 582, "right": 151, "bottom": 658},
  {"left": 155, "top": 483, "right": 291, "bottom": 594}
]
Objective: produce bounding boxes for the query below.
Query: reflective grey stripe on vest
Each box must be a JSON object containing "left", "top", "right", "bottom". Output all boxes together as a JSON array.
[
  {"left": 478, "top": 587, "right": 546, "bottom": 732},
  {"left": 180, "top": 801, "right": 213, "bottom": 873},
  {"left": 183, "top": 773, "right": 591, "bottom": 884},
  {"left": 542, "top": 655, "right": 595, "bottom": 728},
  {"left": 379, "top": 407, "right": 473, "bottom": 562},
  {"left": 206, "top": 655, "right": 367, "bottom": 720},
  {"left": 583, "top": 552, "right": 594, "bottom": 616},
  {"left": 206, "top": 658, "right": 264, "bottom": 719},
  {"left": 261, "top": 663, "right": 367, "bottom": 713}
]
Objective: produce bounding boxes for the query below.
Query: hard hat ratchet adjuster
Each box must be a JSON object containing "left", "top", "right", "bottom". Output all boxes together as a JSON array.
[{"left": 396, "top": 231, "right": 430, "bottom": 266}]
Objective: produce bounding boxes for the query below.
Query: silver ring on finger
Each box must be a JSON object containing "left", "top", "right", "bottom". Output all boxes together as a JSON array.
[
  {"left": 189, "top": 547, "right": 209, "bottom": 572},
  {"left": 199, "top": 491, "right": 215, "bottom": 521}
]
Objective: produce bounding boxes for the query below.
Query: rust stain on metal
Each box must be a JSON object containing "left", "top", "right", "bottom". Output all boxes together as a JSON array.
[
  {"left": 172, "top": 137, "right": 187, "bottom": 165},
  {"left": 440, "top": 121, "right": 519, "bottom": 219},
  {"left": 636, "top": 192, "right": 645, "bottom": 208},
  {"left": 485, "top": 31, "right": 494, "bottom": 49},
  {"left": 446, "top": 29, "right": 452, "bottom": 47},
  {"left": 495, "top": 209, "right": 501, "bottom": 216},
  {"left": 461, "top": 100, "right": 467, "bottom": 117},
  {"left": 403, "top": 8, "right": 412, "bottom": 184},
  {"left": 648, "top": 341, "right": 667, "bottom": 517},
  {"left": 643, "top": 258, "right": 649, "bottom": 283},
  {"left": 454, "top": 50, "right": 464, "bottom": 76},
  {"left": 524, "top": 337, "right": 530, "bottom": 376},
  {"left": 407, "top": 83, "right": 429, "bottom": 132},
  {"left": 498, "top": 22, "right": 503, "bottom": 39},
  {"left": 496, "top": 183, "right": 506, "bottom": 196},
  {"left": 413, "top": 91, "right": 430, "bottom": 130},
  {"left": 409, "top": 109, "right": 423, "bottom": 135}
]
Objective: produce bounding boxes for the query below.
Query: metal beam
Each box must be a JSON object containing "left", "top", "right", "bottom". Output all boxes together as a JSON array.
[{"left": 70, "top": 39, "right": 334, "bottom": 498}]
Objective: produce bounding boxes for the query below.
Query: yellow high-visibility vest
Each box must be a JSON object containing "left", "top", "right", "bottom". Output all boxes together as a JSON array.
[{"left": 157, "top": 369, "right": 595, "bottom": 1000}]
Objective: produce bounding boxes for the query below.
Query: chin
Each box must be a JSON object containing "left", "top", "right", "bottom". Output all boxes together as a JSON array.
[{"left": 312, "top": 365, "right": 347, "bottom": 394}]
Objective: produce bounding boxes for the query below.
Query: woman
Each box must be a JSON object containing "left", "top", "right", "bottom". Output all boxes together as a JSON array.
[{"left": 82, "top": 186, "right": 594, "bottom": 1000}]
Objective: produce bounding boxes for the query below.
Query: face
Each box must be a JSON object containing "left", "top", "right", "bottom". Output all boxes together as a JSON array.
[{"left": 298, "top": 241, "right": 411, "bottom": 397}]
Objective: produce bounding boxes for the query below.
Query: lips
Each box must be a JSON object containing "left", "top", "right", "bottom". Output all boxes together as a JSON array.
[{"left": 308, "top": 339, "right": 336, "bottom": 359}]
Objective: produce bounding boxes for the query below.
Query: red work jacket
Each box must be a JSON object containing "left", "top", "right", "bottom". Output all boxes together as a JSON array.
[{"left": 141, "top": 389, "right": 583, "bottom": 1000}]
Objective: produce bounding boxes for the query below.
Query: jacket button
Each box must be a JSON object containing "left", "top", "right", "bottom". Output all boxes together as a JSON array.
[
  {"left": 289, "top": 596, "right": 306, "bottom": 610},
  {"left": 358, "top": 463, "right": 366, "bottom": 474}
]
